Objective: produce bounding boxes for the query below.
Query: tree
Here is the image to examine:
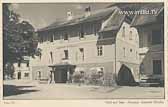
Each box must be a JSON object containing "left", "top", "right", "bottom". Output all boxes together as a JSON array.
[{"left": 3, "top": 4, "right": 38, "bottom": 79}]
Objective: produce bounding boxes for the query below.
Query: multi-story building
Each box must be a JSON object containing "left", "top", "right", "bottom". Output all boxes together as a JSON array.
[
  {"left": 131, "top": 3, "right": 164, "bottom": 85},
  {"left": 30, "top": 6, "right": 139, "bottom": 85},
  {"left": 13, "top": 56, "right": 31, "bottom": 80}
]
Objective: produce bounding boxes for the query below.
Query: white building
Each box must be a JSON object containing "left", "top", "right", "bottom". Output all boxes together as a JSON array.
[{"left": 30, "top": 6, "right": 139, "bottom": 85}]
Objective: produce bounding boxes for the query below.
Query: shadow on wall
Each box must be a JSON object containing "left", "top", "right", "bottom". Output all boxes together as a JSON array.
[
  {"left": 3, "top": 85, "right": 39, "bottom": 97},
  {"left": 117, "top": 64, "right": 138, "bottom": 86}
]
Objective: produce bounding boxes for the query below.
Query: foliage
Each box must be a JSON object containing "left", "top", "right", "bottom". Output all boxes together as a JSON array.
[
  {"left": 3, "top": 3, "right": 39, "bottom": 78},
  {"left": 88, "top": 72, "right": 104, "bottom": 85},
  {"left": 72, "top": 72, "right": 84, "bottom": 83}
]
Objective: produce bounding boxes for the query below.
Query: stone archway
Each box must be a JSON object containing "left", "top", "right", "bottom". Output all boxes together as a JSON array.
[{"left": 117, "top": 64, "right": 137, "bottom": 86}]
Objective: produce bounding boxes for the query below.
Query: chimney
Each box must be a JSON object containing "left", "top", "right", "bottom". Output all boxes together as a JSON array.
[
  {"left": 67, "top": 10, "right": 73, "bottom": 20},
  {"left": 85, "top": 6, "right": 91, "bottom": 17}
]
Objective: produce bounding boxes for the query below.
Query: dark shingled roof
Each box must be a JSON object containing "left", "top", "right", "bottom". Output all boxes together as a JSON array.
[
  {"left": 131, "top": 3, "right": 164, "bottom": 27},
  {"left": 38, "top": 6, "right": 118, "bottom": 32}
]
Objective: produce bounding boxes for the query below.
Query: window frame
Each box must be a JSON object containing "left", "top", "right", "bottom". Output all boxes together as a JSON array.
[
  {"left": 64, "top": 50, "right": 69, "bottom": 60},
  {"left": 97, "top": 45, "right": 103, "bottom": 56},
  {"left": 63, "top": 33, "right": 69, "bottom": 41}
]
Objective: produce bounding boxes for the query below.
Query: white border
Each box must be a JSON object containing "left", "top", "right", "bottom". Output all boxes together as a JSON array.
[{"left": 0, "top": 0, "right": 167, "bottom": 107}]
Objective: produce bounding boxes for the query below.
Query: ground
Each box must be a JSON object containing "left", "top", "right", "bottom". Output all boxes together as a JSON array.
[{"left": 3, "top": 80, "right": 164, "bottom": 100}]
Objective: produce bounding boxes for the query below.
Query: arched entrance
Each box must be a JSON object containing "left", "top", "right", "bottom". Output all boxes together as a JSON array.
[{"left": 117, "top": 64, "right": 137, "bottom": 86}]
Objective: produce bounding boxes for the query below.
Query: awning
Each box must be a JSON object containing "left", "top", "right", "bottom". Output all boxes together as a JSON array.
[{"left": 48, "top": 63, "right": 76, "bottom": 70}]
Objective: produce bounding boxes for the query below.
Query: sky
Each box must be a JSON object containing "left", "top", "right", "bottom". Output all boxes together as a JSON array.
[{"left": 9, "top": 3, "right": 112, "bottom": 30}]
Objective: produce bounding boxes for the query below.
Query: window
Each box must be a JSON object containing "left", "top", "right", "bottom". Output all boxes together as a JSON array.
[
  {"left": 129, "top": 31, "right": 132, "bottom": 40},
  {"left": 153, "top": 60, "right": 162, "bottom": 74},
  {"left": 130, "top": 49, "right": 132, "bottom": 52},
  {"left": 37, "top": 71, "right": 41, "bottom": 80},
  {"left": 122, "top": 26, "right": 125, "bottom": 38},
  {"left": 79, "top": 48, "right": 84, "bottom": 61},
  {"left": 64, "top": 50, "right": 69, "bottom": 59},
  {"left": 79, "top": 25, "right": 84, "bottom": 39},
  {"left": 123, "top": 47, "right": 126, "bottom": 57},
  {"left": 50, "top": 34, "right": 54, "bottom": 42},
  {"left": 18, "top": 61, "right": 21, "bottom": 67},
  {"left": 24, "top": 73, "right": 29, "bottom": 77},
  {"left": 64, "top": 33, "right": 68, "bottom": 40},
  {"left": 140, "top": 63, "right": 145, "bottom": 74},
  {"left": 27, "top": 62, "right": 29, "bottom": 67},
  {"left": 152, "top": 29, "right": 161, "bottom": 45},
  {"left": 97, "top": 46, "right": 103, "bottom": 56}
]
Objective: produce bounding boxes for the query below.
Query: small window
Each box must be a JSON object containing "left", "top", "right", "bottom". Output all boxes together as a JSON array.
[
  {"left": 129, "top": 31, "right": 133, "bottom": 40},
  {"left": 153, "top": 60, "right": 162, "bottom": 74},
  {"left": 79, "top": 48, "right": 84, "bottom": 61},
  {"left": 18, "top": 62, "right": 21, "bottom": 67},
  {"left": 80, "top": 32, "right": 84, "bottom": 39},
  {"left": 140, "top": 63, "right": 145, "bottom": 74},
  {"left": 37, "top": 71, "right": 41, "bottom": 80},
  {"left": 64, "top": 33, "right": 68, "bottom": 40},
  {"left": 24, "top": 73, "right": 29, "bottom": 77},
  {"left": 79, "top": 25, "right": 84, "bottom": 39},
  {"left": 97, "top": 46, "right": 103, "bottom": 56},
  {"left": 130, "top": 49, "right": 132, "bottom": 52},
  {"left": 123, "top": 47, "right": 126, "bottom": 57},
  {"left": 27, "top": 62, "right": 29, "bottom": 67},
  {"left": 64, "top": 50, "right": 69, "bottom": 59},
  {"left": 50, "top": 34, "right": 54, "bottom": 42}
]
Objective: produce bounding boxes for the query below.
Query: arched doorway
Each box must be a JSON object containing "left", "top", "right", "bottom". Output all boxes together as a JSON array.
[{"left": 117, "top": 64, "right": 137, "bottom": 86}]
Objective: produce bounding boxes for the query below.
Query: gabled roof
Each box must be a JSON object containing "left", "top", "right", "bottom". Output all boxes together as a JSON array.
[
  {"left": 38, "top": 6, "right": 118, "bottom": 32},
  {"left": 107, "top": 3, "right": 144, "bottom": 20},
  {"left": 131, "top": 3, "right": 164, "bottom": 27},
  {"left": 99, "top": 8, "right": 126, "bottom": 32}
]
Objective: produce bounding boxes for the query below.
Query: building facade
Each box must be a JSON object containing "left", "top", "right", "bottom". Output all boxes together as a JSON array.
[
  {"left": 30, "top": 6, "right": 139, "bottom": 85},
  {"left": 131, "top": 4, "right": 164, "bottom": 85},
  {"left": 13, "top": 57, "right": 31, "bottom": 80}
]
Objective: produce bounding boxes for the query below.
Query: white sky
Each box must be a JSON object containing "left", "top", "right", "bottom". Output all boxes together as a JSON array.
[{"left": 10, "top": 3, "right": 112, "bottom": 30}]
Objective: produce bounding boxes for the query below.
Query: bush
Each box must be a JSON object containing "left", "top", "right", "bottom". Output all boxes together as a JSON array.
[
  {"left": 89, "top": 72, "right": 104, "bottom": 85},
  {"left": 72, "top": 72, "right": 84, "bottom": 83}
]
